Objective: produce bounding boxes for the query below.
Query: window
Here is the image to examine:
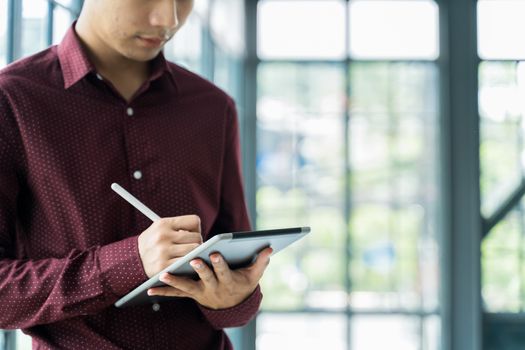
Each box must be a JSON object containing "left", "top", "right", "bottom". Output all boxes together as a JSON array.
[
  {"left": 478, "top": 0, "right": 525, "bottom": 313},
  {"left": 349, "top": 62, "right": 439, "bottom": 313},
  {"left": 478, "top": 0, "right": 525, "bottom": 60},
  {"left": 256, "top": 1, "right": 441, "bottom": 349},
  {"left": 479, "top": 62, "right": 525, "bottom": 218},
  {"left": 257, "top": 314, "right": 347, "bottom": 349},
  {"left": 351, "top": 315, "right": 439, "bottom": 350},
  {"left": 52, "top": 5, "right": 75, "bottom": 45},
  {"left": 482, "top": 206, "right": 525, "bottom": 312},
  {"left": 0, "top": 0, "right": 7, "bottom": 68},
  {"left": 211, "top": 0, "right": 245, "bottom": 56},
  {"left": 349, "top": 0, "right": 439, "bottom": 60},
  {"left": 193, "top": 0, "right": 210, "bottom": 19},
  {"left": 258, "top": 1, "right": 346, "bottom": 60},
  {"left": 257, "top": 63, "right": 346, "bottom": 312},
  {"left": 53, "top": 0, "right": 74, "bottom": 7},
  {"left": 21, "top": 0, "right": 48, "bottom": 57},
  {"left": 164, "top": 13, "right": 203, "bottom": 74}
]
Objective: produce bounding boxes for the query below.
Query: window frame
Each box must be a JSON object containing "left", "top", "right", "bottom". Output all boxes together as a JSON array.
[{"left": 253, "top": 1, "right": 445, "bottom": 350}]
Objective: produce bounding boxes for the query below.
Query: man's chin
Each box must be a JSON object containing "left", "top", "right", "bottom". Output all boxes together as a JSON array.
[{"left": 124, "top": 49, "right": 162, "bottom": 62}]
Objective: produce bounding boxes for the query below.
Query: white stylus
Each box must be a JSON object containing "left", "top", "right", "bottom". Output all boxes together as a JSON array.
[{"left": 111, "top": 183, "right": 161, "bottom": 222}]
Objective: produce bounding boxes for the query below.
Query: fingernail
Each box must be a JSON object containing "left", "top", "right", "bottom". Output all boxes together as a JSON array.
[
  {"left": 147, "top": 289, "right": 154, "bottom": 296},
  {"left": 211, "top": 255, "right": 220, "bottom": 263},
  {"left": 190, "top": 261, "right": 202, "bottom": 269}
]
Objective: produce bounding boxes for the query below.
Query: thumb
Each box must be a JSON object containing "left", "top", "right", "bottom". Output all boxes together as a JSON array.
[{"left": 250, "top": 247, "right": 273, "bottom": 280}]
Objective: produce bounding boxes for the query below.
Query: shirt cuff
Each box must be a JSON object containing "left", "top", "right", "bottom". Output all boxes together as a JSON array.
[
  {"left": 98, "top": 236, "right": 148, "bottom": 298},
  {"left": 198, "top": 285, "right": 263, "bottom": 329}
]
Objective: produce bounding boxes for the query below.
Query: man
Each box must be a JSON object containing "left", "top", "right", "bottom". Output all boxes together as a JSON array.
[{"left": 0, "top": 0, "right": 272, "bottom": 348}]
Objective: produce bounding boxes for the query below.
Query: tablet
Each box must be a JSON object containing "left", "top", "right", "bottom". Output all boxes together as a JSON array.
[{"left": 115, "top": 226, "right": 310, "bottom": 308}]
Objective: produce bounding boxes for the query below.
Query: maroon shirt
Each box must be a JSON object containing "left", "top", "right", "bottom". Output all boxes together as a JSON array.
[{"left": 0, "top": 25, "right": 261, "bottom": 349}]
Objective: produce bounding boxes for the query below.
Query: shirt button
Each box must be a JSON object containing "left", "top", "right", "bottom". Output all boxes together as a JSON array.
[
  {"left": 127, "top": 107, "right": 134, "bottom": 116},
  {"left": 133, "top": 170, "right": 143, "bottom": 180},
  {"left": 96, "top": 73, "right": 103, "bottom": 81}
]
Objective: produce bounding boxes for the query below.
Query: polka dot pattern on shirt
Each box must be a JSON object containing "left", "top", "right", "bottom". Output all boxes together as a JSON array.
[{"left": 0, "top": 24, "right": 260, "bottom": 349}]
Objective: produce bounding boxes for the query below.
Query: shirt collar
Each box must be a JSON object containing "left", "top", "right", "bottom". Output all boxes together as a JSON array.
[
  {"left": 57, "top": 23, "right": 94, "bottom": 89},
  {"left": 149, "top": 51, "right": 178, "bottom": 89},
  {"left": 58, "top": 22, "right": 178, "bottom": 91}
]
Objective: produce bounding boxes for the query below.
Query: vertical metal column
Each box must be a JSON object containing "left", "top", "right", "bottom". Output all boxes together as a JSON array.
[
  {"left": 343, "top": 0, "right": 353, "bottom": 348},
  {"left": 243, "top": 0, "right": 258, "bottom": 228},
  {"left": 201, "top": 24, "right": 214, "bottom": 81},
  {"left": 438, "top": 1, "right": 482, "bottom": 350},
  {"left": 234, "top": 1, "right": 259, "bottom": 350},
  {"left": 4, "top": 2, "right": 22, "bottom": 348},
  {"left": 47, "top": 1, "right": 55, "bottom": 46},
  {"left": 4, "top": 330, "right": 15, "bottom": 350},
  {"left": 72, "top": 0, "right": 84, "bottom": 17},
  {"left": 6, "top": 0, "right": 22, "bottom": 63}
]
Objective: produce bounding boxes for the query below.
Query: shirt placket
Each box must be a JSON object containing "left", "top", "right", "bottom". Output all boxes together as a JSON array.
[{"left": 122, "top": 103, "right": 152, "bottom": 234}]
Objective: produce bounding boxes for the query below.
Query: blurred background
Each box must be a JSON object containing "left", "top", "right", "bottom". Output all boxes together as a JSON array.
[{"left": 1, "top": 0, "right": 525, "bottom": 349}]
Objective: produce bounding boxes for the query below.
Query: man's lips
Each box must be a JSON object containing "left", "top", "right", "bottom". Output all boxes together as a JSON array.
[{"left": 137, "top": 36, "right": 165, "bottom": 48}]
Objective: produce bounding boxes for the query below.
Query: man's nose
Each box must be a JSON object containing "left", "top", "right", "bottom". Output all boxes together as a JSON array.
[{"left": 150, "top": 0, "right": 179, "bottom": 31}]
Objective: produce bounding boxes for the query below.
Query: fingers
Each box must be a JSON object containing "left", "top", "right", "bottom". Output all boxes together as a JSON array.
[
  {"left": 170, "top": 230, "right": 202, "bottom": 244},
  {"left": 150, "top": 250, "right": 273, "bottom": 309},
  {"left": 152, "top": 218, "right": 202, "bottom": 244},
  {"left": 247, "top": 247, "right": 273, "bottom": 282},
  {"left": 166, "top": 215, "right": 201, "bottom": 234},
  {"left": 190, "top": 259, "right": 218, "bottom": 288},
  {"left": 139, "top": 215, "right": 202, "bottom": 279},
  {"left": 156, "top": 273, "right": 200, "bottom": 295},
  {"left": 168, "top": 242, "right": 200, "bottom": 258},
  {"left": 147, "top": 285, "right": 189, "bottom": 298},
  {"left": 209, "top": 254, "right": 233, "bottom": 284}
]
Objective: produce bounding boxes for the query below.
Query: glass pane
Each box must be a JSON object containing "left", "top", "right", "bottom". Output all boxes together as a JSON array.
[
  {"left": 54, "top": 0, "right": 73, "bottom": 8},
  {"left": 258, "top": 63, "right": 345, "bottom": 115},
  {"left": 349, "top": 0, "right": 439, "bottom": 60},
  {"left": 256, "top": 313, "right": 346, "bottom": 350},
  {"left": 0, "top": 0, "right": 6, "bottom": 68},
  {"left": 21, "top": 0, "right": 48, "bottom": 58},
  {"left": 164, "top": 13, "right": 203, "bottom": 74},
  {"left": 194, "top": 0, "right": 210, "bottom": 19},
  {"left": 351, "top": 315, "right": 431, "bottom": 350},
  {"left": 423, "top": 316, "right": 441, "bottom": 350},
  {"left": 210, "top": 0, "right": 244, "bottom": 55},
  {"left": 214, "top": 48, "right": 241, "bottom": 101},
  {"left": 52, "top": 5, "right": 74, "bottom": 45},
  {"left": 213, "top": 48, "right": 229, "bottom": 90},
  {"left": 349, "top": 62, "right": 440, "bottom": 312},
  {"left": 482, "top": 208, "right": 524, "bottom": 312},
  {"left": 258, "top": 1, "right": 346, "bottom": 60},
  {"left": 479, "top": 61, "right": 525, "bottom": 217},
  {"left": 16, "top": 330, "right": 31, "bottom": 350},
  {"left": 478, "top": 0, "right": 525, "bottom": 60},
  {"left": 257, "top": 63, "right": 346, "bottom": 310}
]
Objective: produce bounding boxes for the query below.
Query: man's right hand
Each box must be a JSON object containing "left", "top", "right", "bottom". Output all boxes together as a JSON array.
[{"left": 138, "top": 215, "right": 203, "bottom": 278}]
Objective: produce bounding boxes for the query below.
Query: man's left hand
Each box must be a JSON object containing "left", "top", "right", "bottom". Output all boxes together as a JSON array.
[{"left": 147, "top": 247, "right": 273, "bottom": 309}]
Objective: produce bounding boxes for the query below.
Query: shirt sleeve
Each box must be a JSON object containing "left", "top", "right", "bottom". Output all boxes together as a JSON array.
[
  {"left": 0, "top": 90, "right": 148, "bottom": 329},
  {"left": 198, "top": 285, "right": 262, "bottom": 330},
  {"left": 198, "top": 98, "right": 262, "bottom": 329}
]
